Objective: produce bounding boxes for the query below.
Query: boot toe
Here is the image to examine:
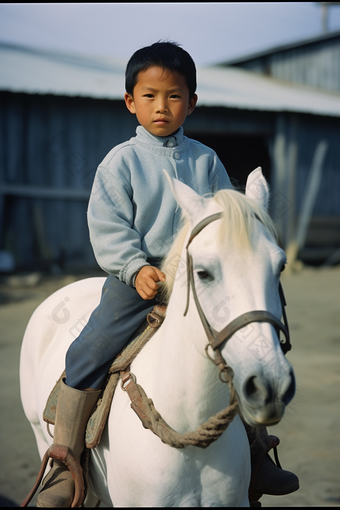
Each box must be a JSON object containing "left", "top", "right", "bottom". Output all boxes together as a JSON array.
[
  {"left": 255, "top": 455, "right": 299, "bottom": 496},
  {"left": 36, "top": 462, "right": 75, "bottom": 508}
]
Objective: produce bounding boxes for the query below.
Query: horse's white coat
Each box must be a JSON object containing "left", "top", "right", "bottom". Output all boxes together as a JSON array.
[{"left": 20, "top": 167, "right": 295, "bottom": 507}]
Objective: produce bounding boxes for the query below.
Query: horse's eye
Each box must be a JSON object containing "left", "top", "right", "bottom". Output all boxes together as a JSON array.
[
  {"left": 280, "top": 264, "right": 286, "bottom": 273},
  {"left": 197, "top": 270, "right": 213, "bottom": 281}
]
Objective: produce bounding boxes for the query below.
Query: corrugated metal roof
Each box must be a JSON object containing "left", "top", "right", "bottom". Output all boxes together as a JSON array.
[
  {"left": 219, "top": 29, "right": 340, "bottom": 65},
  {"left": 0, "top": 41, "right": 126, "bottom": 99},
  {"left": 197, "top": 65, "right": 340, "bottom": 116},
  {"left": 1, "top": 41, "right": 340, "bottom": 117}
]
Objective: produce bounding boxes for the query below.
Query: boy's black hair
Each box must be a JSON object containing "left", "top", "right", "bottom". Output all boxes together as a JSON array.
[{"left": 125, "top": 41, "right": 197, "bottom": 99}]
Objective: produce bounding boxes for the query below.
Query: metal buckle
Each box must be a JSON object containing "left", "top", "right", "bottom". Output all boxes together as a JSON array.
[
  {"left": 147, "top": 310, "right": 162, "bottom": 328},
  {"left": 121, "top": 372, "right": 136, "bottom": 391}
]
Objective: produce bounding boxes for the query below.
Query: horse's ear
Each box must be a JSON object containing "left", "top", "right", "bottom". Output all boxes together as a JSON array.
[
  {"left": 245, "top": 167, "right": 269, "bottom": 211},
  {"left": 163, "top": 170, "right": 206, "bottom": 222}
]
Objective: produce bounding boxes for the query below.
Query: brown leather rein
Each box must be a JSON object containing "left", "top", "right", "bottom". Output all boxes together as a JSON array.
[{"left": 183, "top": 212, "right": 291, "bottom": 377}]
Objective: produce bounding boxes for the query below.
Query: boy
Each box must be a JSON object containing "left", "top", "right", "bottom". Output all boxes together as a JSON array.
[{"left": 37, "top": 41, "right": 298, "bottom": 507}]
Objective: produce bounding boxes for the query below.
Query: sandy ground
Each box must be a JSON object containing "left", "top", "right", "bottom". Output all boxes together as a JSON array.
[{"left": 0, "top": 265, "right": 339, "bottom": 507}]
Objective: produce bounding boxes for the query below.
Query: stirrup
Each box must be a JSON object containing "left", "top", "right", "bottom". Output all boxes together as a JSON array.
[{"left": 20, "top": 444, "right": 85, "bottom": 508}]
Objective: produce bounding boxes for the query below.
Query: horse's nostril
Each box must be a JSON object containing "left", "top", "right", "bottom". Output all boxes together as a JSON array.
[
  {"left": 243, "top": 375, "right": 272, "bottom": 407},
  {"left": 244, "top": 376, "right": 256, "bottom": 398},
  {"left": 281, "top": 369, "right": 296, "bottom": 405}
]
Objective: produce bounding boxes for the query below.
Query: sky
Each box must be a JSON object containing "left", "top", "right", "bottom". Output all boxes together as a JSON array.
[{"left": 1, "top": 3, "right": 340, "bottom": 66}]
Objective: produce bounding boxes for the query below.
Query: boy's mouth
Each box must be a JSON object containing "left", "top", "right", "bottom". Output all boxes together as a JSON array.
[{"left": 154, "top": 118, "right": 169, "bottom": 124}]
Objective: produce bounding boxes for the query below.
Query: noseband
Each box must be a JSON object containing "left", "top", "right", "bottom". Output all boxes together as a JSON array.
[{"left": 183, "top": 212, "right": 291, "bottom": 379}]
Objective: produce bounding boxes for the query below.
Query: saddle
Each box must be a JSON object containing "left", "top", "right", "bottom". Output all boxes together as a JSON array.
[{"left": 43, "top": 305, "right": 167, "bottom": 449}]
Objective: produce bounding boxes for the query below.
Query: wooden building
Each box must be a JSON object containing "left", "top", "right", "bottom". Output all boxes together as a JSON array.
[
  {"left": 1, "top": 36, "right": 340, "bottom": 272},
  {"left": 219, "top": 29, "right": 340, "bottom": 264},
  {"left": 220, "top": 29, "right": 340, "bottom": 93}
]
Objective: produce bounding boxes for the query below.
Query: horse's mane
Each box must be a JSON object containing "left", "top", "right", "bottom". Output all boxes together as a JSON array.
[{"left": 160, "top": 188, "right": 278, "bottom": 303}]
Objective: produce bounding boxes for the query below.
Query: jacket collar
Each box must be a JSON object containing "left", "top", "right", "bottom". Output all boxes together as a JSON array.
[{"left": 135, "top": 125, "right": 184, "bottom": 148}]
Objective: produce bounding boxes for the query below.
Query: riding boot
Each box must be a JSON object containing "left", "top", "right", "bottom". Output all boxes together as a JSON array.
[
  {"left": 36, "top": 379, "right": 101, "bottom": 508},
  {"left": 243, "top": 422, "right": 299, "bottom": 506}
]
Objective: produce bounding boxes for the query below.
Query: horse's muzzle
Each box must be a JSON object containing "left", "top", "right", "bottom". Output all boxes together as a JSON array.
[{"left": 239, "top": 369, "right": 296, "bottom": 427}]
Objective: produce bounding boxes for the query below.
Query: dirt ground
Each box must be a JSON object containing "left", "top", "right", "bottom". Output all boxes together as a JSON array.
[{"left": 0, "top": 265, "right": 340, "bottom": 507}]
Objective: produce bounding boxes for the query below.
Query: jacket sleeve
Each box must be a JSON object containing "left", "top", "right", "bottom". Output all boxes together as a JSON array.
[
  {"left": 87, "top": 164, "right": 149, "bottom": 287},
  {"left": 209, "top": 153, "right": 233, "bottom": 193}
]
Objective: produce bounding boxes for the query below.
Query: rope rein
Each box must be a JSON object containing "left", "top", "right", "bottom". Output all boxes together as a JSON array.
[
  {"left": 121, "top": 365, "right": 239, "bottom": 449},
  {"left": 122, "top": 212, "right": 290, "bottom": 449}
]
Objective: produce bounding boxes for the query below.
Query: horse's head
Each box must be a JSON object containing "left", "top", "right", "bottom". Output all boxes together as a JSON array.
[{"left": 162, "top": 167, "right": 295, "bottom": 428}]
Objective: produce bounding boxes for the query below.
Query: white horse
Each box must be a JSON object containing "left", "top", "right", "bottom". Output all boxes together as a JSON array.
[{"left": 20, "top": 167, "right": 295, "bottom": 507}]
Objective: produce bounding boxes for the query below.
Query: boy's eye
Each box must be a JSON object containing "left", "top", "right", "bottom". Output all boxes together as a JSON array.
[{"left": 143, "top": 94, "right": 154, "bottom": 98}]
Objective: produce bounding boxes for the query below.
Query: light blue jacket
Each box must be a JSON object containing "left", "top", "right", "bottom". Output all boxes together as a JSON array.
[{"left": 88, "top": 125, "right": 232, "bottom": 287}]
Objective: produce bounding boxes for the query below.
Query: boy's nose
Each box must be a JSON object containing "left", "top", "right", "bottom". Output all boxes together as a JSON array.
[{"left": 156, "top": 100, "right": 168, "bottom": 113}]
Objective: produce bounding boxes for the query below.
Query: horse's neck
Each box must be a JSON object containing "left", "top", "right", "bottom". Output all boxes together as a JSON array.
[{"left": 149, "top": 294, "right": 229, "bottom": 434}]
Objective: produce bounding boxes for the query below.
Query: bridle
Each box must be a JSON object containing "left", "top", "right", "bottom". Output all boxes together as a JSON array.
[{"left": 183, "top": 212, "right": 291, "bottom": 380}]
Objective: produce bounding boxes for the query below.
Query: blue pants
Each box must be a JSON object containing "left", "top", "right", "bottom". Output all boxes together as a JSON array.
[{"left": 65, "top": 273, "right": 159, "bottom": 390}]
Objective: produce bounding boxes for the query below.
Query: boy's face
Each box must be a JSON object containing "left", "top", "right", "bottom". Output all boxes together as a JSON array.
[{"left": 125, "top": 66, "right": 197, "bottom": 137}]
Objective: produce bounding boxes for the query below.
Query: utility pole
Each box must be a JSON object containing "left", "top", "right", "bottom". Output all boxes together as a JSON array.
[
  {"left": 322, "top": 2, "right": 328, "bottom": 32},
  {"left": 319, "top": 2, "right": 340, "bottom": 33}
]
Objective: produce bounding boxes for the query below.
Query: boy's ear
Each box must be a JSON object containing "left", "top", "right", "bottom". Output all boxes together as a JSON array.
[
  {"left": 124, "top": 93, "right": 136, "bottom": 114},
  {"left": 187, "top": 94, "right": 198, "bottom": 116}
]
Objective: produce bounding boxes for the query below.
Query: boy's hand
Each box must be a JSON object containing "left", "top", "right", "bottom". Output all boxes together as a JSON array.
[{"left": 135, "top": 266, "right": 166, "bottom": 300}]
